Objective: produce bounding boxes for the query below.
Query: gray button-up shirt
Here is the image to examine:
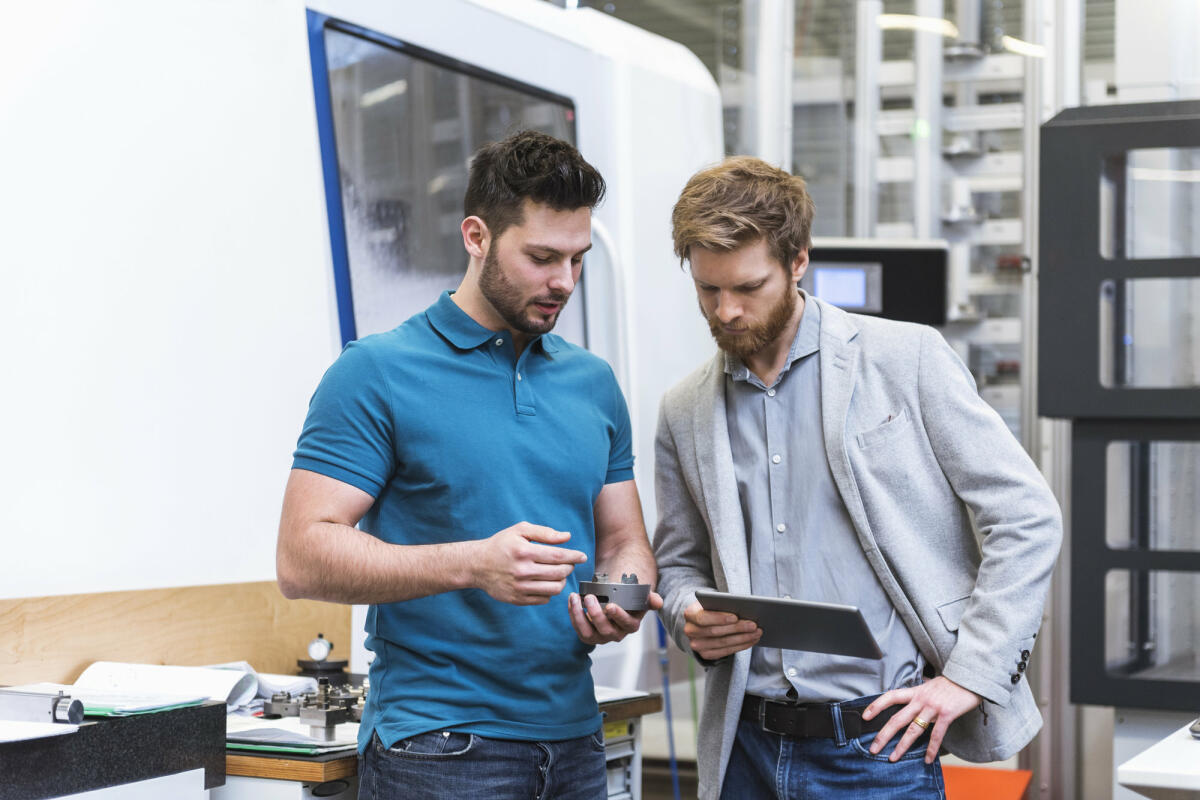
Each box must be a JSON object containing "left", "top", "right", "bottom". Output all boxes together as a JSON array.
[{"left": 725, "top": 291, "right": 923, "bottom": 702}]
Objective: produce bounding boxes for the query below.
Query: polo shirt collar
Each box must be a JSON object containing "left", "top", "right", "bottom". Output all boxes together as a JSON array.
[{"left": 426, "top": 291, "right": 558, "bottom": 354}]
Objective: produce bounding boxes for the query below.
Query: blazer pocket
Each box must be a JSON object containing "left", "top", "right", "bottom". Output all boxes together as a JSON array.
[
  {"left": 936, "top": 595, "right": 972, "bottom": 632},
  {"left": 855, "top": 407, "right": 911, "bottom": 449}
]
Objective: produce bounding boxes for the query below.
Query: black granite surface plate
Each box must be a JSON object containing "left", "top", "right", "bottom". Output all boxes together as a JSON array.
[{"left": 0, "top": 699, "right": 225, "bottom": 800}]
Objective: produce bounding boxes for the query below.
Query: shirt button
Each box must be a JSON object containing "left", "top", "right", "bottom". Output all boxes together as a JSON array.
[
  {"left": 772, "top": 454, "right": 782, "bottom": 464},
  {"left": 517, "top": 374, "right": 523, "bottom": 381},
  {"left": 495, "top": 338, "right": 503, "bottom": 346},
  {"left": 776, "top": 523, "right": 786, "bottom": 533},
  {"left": 783, "top": 594, "right": 792, "bottom": 600},
  {"left": 767, "top": 389, "right": 776, "bottom": 397},
  {"left": 786, "top": 667, "right": 797, "bottom": 678}
]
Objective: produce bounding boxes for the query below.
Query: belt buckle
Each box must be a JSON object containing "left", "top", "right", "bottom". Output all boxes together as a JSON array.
[
  {"left": 757, "top": 698, "right": 770, "bottom": 733},
  {"left": 759, "top": 699, "right": 796, "bottom": 736}
]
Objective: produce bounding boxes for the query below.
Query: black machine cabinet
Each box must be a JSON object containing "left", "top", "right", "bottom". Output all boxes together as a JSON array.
[
  {"left": 1040, "top": 100, "right": 1200, "bottom": 713},
  {"left": 1070, "top": 421, "right": 1200, "bottom": 710},
  {"left": 1039, "top": 100, "right": 1200, "bottom": 419}
]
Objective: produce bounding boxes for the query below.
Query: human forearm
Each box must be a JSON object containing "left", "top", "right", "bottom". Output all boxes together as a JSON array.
[
  {"left": 276, "top": 519, "right": 476, "bottom": 604},
  {"left": 591, "top": 479, "right": 655, "bottom": 584},
  {"left": 276, "top": 469, "right": 584, "bottom": 606},
  {"left": 594, "top": 528, "right": 656, "bottom": 588}
]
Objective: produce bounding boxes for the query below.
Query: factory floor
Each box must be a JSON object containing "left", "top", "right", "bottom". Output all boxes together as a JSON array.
[{"left": 642, "top": 759, "right": 699, "bottom": 800}]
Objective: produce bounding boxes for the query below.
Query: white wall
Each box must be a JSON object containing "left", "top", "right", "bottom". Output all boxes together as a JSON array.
[{"left": 1, "top": 0, "right": 339, "bottom": 598}]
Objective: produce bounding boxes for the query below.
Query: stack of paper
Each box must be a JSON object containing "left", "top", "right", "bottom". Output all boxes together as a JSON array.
[
  {"left": 7, "top": 661, "right": 257, "bottom": 716},
  {"left": 594, "top": 685, "right": 650, "bottom": 704},
  {"left": 226, "top": 714, "right": 359, "bottom": 756}
]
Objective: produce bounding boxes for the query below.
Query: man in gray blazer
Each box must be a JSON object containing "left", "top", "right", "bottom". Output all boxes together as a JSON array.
[{"left": 653, "top": 156, "right": 1062, "bottom": 799}]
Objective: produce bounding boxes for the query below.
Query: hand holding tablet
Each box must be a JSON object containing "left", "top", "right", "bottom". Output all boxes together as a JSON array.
[{"left": 695, "top": 589, "right": 883, "bottom": 660}]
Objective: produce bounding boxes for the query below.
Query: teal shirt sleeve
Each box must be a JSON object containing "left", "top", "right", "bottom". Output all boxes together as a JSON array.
[
  {"left": 292, "top": 341, "right": 395, "bottom": 497},
  {"left": 605, "top": 365, "right": 635, "bottom": 484}
]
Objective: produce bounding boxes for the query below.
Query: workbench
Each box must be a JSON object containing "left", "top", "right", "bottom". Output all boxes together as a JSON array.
[{"left": 215, "top": 691, "right": 664, "bottom": 800}]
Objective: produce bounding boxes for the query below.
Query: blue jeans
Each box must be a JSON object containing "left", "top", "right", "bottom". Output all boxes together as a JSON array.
[
  {"left": 719, "top": 697, "right": 945, "bottom": 800},
  {"left": 358, "top": 729, "right": 607, "bottom": 800}
]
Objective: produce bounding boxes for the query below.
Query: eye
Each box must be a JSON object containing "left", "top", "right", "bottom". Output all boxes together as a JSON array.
[{"left": 530, "top": 254, "right": 553, "bottom": 264}]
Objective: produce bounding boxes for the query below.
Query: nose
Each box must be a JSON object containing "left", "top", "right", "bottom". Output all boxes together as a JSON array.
[
  {"left": 547, "top": 259, "right": 576, "bottom": 295},
  {"left": 714, "top": 291, "right": 740, "bottom": 323}
]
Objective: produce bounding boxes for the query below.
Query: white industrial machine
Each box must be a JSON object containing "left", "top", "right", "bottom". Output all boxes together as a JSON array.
[{"left": 1, "top": 0, "right": 720, "bottom": 688}]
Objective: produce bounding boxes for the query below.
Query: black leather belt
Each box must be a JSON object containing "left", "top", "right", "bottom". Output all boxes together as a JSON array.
[{"left": 740, "top": 695, "right": 901, "bottom": 739}]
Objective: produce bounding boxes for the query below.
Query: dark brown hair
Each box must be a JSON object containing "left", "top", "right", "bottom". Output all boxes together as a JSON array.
[{"left": 465, "top": 130, "right": 606, "bottom": 238}]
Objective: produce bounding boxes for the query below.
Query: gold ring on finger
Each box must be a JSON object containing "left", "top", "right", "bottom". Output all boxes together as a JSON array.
[{"left": 913, "top": 716, "right": 931, "bottom": 730}]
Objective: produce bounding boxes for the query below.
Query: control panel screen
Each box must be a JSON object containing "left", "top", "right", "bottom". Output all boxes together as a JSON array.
[{"left": 809, "top": 262, "right": 883, "bottom": 313}]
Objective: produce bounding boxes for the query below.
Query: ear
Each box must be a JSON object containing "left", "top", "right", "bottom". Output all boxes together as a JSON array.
[
  {"left": 791, "top": 249, "right": 810, "bottom": 284},
  {"left": 461, "top": 215, "right": 490, "bottom": 260}
]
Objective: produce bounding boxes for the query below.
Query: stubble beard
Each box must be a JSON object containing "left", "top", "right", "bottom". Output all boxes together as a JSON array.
[
  {"left": 479, "top": 247, "right": 570, "bottom": 335},
  {"left": 704, "top": 283, "right": 798, "bottom": 361}
]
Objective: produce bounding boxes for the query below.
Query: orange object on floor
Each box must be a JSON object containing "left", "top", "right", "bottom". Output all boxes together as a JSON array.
[{"left": 942, "top": 765, "right": 1032, "bottom": 800}]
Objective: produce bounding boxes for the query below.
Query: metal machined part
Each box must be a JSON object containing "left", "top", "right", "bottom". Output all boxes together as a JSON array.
[
  {"left": 263, "top": 691, "right": 301, "bottom": 718},
  {"left": 579, "top": 571, "right": 651, "bottom": 612},
  {"left": 297, "top": 678, "right": 360, "bottom": 741},
  {"left": 0, "top": 689, "right": 84, "bottom": 725}
]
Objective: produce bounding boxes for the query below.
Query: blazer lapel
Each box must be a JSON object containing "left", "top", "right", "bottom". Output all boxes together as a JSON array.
[
  {"left": 692, "top": 354, "right": 751, "bottom": 595},
  {"left": 817, "top": 300, "right": 878, "bottom": 555}
]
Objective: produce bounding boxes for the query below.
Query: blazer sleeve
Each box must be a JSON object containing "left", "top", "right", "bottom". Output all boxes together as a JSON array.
[
  {"left": 652, "top": 398, "right": 720, "bottom": 662},
  {"left": 917, "top": 326, "right": 1063, "bottom": 706}
]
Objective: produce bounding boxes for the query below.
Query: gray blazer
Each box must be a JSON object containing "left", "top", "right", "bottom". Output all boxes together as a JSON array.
[{"left": 653, "top": 297, "right": 1062, "bottom": 800}]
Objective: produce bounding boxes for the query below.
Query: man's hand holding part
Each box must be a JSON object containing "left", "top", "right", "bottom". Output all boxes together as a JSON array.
[{"left": 568, "top": 590, "right": 663, "bottom": 645}]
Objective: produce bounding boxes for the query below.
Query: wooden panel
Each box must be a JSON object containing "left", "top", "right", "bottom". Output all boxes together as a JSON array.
[
  {"left": 226, "top": 753, "right": 357, "bottom": 782},
  {"left": 0, "top": 582, "right": 351, "bottom": 685},
  {"left": 601, "top": 694, "right": 664, "bottom": 723}
]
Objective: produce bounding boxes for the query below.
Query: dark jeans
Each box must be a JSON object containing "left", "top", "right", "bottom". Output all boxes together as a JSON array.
[
  {"left": 358, "top": 728, "right": 607, "bottom": 800},
  {"left": 719, "top": 697, "right": 946, "bottom": 800}
]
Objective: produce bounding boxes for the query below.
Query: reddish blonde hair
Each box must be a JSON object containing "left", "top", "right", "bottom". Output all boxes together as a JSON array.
[{"left": 671, "top": 156, "right": 815, "bottom": 269}]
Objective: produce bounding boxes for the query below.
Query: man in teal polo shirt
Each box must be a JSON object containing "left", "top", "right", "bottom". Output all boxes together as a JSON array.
[{"left": 276, "top": 131, "right": 662, "bottom": 800}]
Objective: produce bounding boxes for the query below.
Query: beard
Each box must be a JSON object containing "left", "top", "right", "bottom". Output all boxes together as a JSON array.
[
  {"left": 703, "top": 283, "right": 798, "bottom": 361},
  {"left": 478, "top": 247, "right": 570, "bottom": 335}
]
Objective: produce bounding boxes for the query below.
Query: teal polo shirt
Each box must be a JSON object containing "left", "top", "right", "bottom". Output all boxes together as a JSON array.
[{"left": 292, "top": 291, "right": 634, "bottom": 750}]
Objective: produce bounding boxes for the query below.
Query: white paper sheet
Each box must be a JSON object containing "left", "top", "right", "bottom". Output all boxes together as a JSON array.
[
  {"left": 594, "top": 684, "right": 650, "bottom": 704},
  {"left": 73, "top": 662, "right": 257, "bottom": 711},
  {"left": 0, "top": 720, "right": 78, "bottom": 743},
  {"left": 9, "top": 683, "right": 207, "bottom": 716},
  {"left": 226, "top": 713, "right": 359, "bottom": 752},
  {"left": 204, "top": 661, "right": 317, "bottom": 702}
]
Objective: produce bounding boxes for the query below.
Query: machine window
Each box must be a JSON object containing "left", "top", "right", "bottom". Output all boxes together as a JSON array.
[
  {"left": 1100, "top": 147, "right": 1200, "bottom": 260},
  {"left": 313, "top": 20, "right": 582, "bottom": 343},
  {"left": 1105, "top": 570, "right": 1200, "bottom": 682},
  {"left": 1098, "top": 278, "right": 1200, "bottom": 388}
]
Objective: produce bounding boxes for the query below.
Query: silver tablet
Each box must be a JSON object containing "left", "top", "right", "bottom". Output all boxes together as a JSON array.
[{"left": 695, "top": 589, "right": 883, "bottom": 660}]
